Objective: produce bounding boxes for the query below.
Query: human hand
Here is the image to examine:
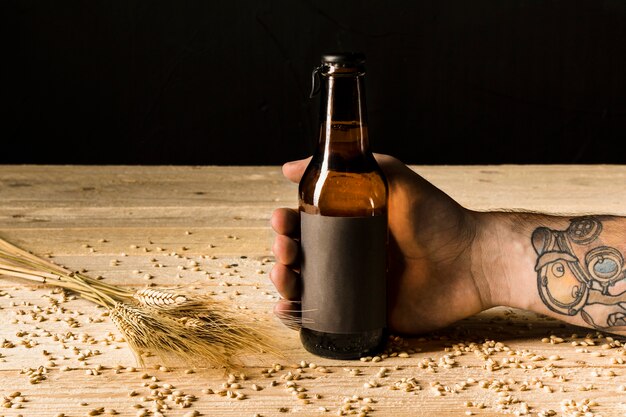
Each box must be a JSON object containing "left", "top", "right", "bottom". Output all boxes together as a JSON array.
[{"left": 270, "top": 154, "right": 493, "bottom": 335}]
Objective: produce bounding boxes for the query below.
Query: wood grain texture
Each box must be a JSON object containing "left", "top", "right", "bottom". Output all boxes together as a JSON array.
[{"left": 0, "top": 165, "right": 625, "bottom": 417}]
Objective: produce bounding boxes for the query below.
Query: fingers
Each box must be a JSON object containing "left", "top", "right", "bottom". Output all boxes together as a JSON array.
[
  {"left": 270, "top": 211, "right": 300, "bottom": 298},
  {"left": 270, "top": 208, "right": 300, "bottom": 237},
  {"left": 282, "top": 157, "right": 311, "bottom": 183},
  {"left": 269, "top": 263, "right": 301, "bottom": 300},
  {"left": 270, "top": 204, "right": 302, "bottom": 322},
  {"left": 274, "top": 299, "right": 302, "bottom": 331},
  {"left": 272, "top": 234, "right": 299, "bottom": 266}
]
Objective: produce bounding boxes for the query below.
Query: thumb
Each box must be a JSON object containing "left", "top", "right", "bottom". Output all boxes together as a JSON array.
[{"left": 282, "top": 157, "right": 311, "bottom": 183}]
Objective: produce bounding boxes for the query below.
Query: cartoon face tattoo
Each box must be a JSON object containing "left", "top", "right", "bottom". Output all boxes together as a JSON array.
[{"left": 532, "top": 217, "right": 626, "bottom": 330}]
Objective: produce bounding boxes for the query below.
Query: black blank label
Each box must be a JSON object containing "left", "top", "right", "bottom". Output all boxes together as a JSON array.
[{"left": 300, "top": 212, "right": 387, "bottom": 334}]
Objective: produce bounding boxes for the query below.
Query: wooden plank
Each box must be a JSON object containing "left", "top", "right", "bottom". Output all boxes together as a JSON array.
[
  {"left": 0, "top": 227, "right": 274, "bottom": 257},
  {"left": 0, "top": 166, "right": 293, "bottom": 208},
  {"left": 1, "top": 165, "right": 625, "bottom": 214},
  {"left": 418, "top": 165, "right": 626, "bottom": 216},
  {"left": 0, "top": 206, "right": 279, "bottom": 229},
  {"left": 0, "top": 365, "right": 624, "bottom": 417}
]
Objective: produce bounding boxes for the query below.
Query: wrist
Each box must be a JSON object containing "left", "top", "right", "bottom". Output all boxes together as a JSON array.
[
  {"left": 470, "top": 211, "right": 570, "bottom": 311},
  {"left": 469, "top": 211, "right": 512, "bottom": 309}
]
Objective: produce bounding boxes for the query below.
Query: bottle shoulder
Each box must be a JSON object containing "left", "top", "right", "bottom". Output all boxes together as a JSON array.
[
  {"left": 299, "top": 156, "right": 387, "bottom": 216},
  {"left": 301, "top": 152, "right": 386, "bottom": 178}
]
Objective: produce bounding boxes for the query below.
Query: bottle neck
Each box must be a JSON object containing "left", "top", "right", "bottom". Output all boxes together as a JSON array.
[{"left": 317, "top": 72, "right": 369, "bottom": 158}]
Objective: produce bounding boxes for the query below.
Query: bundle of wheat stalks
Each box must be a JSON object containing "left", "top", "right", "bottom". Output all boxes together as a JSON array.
[{"left": 0, "top": 237, "right": 279, "bottom": 369}]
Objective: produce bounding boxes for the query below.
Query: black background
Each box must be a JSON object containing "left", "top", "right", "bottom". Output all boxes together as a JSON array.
[{"left": 3, "top": 1, "right": 626, "bottom": 165}]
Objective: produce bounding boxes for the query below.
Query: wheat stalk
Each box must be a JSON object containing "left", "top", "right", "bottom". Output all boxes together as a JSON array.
[{"left": 0, "top": 236, "right": 279, "bottom": 368}]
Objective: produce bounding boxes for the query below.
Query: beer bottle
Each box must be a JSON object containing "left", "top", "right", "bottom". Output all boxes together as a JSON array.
[{"left": 299, "top": 52, "right": 388, "bottom": 359}]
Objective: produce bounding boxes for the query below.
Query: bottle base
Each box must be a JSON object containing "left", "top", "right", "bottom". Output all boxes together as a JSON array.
[{"left": 300, "top": 327, "right": 386, "bottom": 360}]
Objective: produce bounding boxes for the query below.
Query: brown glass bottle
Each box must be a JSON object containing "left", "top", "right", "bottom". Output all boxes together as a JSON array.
[{"left": 299, "top": 53, "right": 388, "bottom": 359}]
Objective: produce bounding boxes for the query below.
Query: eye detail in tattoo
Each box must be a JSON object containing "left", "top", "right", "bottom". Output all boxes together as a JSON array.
[{"left": 532, "top": 217, "right": 626, "bottom": 330}]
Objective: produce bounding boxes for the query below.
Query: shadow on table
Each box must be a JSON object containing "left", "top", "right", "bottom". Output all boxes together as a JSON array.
[{"left": 400, "top": 307, "right": 597, "bottom": 355}]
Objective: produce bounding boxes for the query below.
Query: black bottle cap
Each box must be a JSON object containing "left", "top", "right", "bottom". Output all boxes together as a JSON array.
[
  {"left": 321, "top": 52, "right": 366, "bottom": 66},
  {"left": 310, "top": 52, "right": 366, "bottom": 97}
]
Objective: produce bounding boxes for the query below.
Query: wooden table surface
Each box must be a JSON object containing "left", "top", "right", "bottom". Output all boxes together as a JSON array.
[{"left": 1, "top": 165, "right": 625, "bottom": 417}]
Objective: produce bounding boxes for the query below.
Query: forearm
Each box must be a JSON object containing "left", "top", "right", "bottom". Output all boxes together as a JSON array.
[{"left": 473, "top": 211, "right": 626, "bottom": 335}]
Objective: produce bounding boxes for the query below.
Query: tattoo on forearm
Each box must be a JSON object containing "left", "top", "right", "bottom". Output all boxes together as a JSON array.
[{"left": 532, "top": 217, "right": 626, "bottom": 330}]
